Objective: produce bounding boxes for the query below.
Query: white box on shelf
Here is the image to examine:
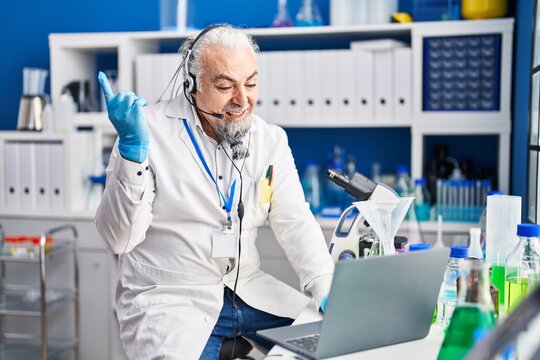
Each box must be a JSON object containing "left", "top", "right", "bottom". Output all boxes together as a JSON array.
[
  {"left": 34, "top": 142, "right": 51, "bottom": 210},
  {"left": 393, "top": 47, "right": 412, "bottom": 124}
]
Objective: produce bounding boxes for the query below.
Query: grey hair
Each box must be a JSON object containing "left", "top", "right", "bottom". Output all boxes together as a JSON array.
[{"left": 179, "top": 25, "right": 259, "bottom": 92}]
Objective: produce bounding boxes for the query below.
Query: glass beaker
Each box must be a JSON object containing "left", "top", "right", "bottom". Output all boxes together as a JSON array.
[
  {"left": 295, "top": 0, "right": 323, "bottom": 27},
  {"left": 272, "top": 0, "right": 293, "bottom": 27},
  {"left": 354, "top": 197, "right": 414, "bottom": 256},
  {"left": 437, "top": 259, "right": 496, "bottom": 360}
]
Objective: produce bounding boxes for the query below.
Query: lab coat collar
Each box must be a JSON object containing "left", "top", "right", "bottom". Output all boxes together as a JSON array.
[{"left": 171, "top": 96, "right": 257, "bottom": 186}]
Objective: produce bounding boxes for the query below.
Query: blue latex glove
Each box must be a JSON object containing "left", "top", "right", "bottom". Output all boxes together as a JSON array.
[
  {"left": 98, "top": 71, "right": 149, "bottom": 163},
  {"left": 319, "top": 295, "right": 329, "bottom": 314}
]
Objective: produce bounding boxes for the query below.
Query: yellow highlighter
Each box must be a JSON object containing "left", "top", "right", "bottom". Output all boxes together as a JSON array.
[{"left": 259, "top": 165, "right": 273, "bottom": 204}]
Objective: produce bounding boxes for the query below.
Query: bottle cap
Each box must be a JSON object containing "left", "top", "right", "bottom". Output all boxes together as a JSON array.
[
  {"left": 450, "top": 245, "right": 468, "bottom": 258},
  {"left": 415, "top": 178, "right": 427, "bottom": 186},
  {"left": 396, "top": 165, "right": 409, "bottom": 175},
  {"left": 409, "top": 243, "right": 432, "bottom": 251},
  {"left": 517, "top": 223, "right": 540, "bottom": 237}
]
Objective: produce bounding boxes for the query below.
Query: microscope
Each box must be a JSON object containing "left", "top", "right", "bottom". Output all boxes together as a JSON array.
[{"left": 326, "top": 169, "right": 407, "bottom": 262}]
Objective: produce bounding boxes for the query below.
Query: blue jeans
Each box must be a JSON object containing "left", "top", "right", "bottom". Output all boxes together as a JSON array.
[{"left": 199, "top": 286, "right": 294, "bottom": 359}]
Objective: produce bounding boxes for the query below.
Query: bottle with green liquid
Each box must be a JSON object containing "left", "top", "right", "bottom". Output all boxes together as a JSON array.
[
  {"left": 504, "top": 223, "right": 540, "bottom": 316},
  {"left": 437, "top": 259, "right": 496, "bottom": 360}
]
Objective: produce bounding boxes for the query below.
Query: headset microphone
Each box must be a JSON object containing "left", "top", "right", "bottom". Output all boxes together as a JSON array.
[{"left": 183, "top": 86, "right": 225, "bottom": 119}]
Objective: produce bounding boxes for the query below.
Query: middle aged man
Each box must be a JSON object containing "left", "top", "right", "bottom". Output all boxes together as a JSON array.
[{"left": 96, "top": 24, "right": 334, "bottom": 359}]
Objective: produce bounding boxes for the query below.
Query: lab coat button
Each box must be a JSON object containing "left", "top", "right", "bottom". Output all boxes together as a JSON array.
[
  {"left": 136, "top": 171, "right": 143, "bottom": 176},
  {"left": 205, "top": 316, "right": 212, "bottom": 323},
  {"left": 218, "top": 175, "right": 223, "bottom": 180},
  {"left": 145, "top": 166, "right": 149, "bottom": 171}
]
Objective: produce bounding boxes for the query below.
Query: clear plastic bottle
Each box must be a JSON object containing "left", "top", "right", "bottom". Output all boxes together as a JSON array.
[
  {"left": 301, "top": 161, "right": 322, "bottom": 214},
  {"left": 395, "top": 165, "right": 413, "bottom": 220},
  {"left": 504, "top": 223, "right": 540, "bottom": 316},
  {"left": 414, "top": 177, "right": 431, "bottom": 221},
  {"left": 436, "top": 245, "right": 469, "bottom": 328},
  {"left": 395, "top": 165, "right": 412, "bottom": 197},
  {"left": 479, "top": 190, "right": 503, "bottom": 253},
  {"left": 438, "top": 259, "right": 496, "bottom": 360},
  {"left": 468, "top": 227, "right": 484, "bottom": 259},
  {"left": 295, "top": 0, "right": 323, "bottom": 26},
  {"left": 323, "top": 145, "right": 346, "bottom": 215},
  {"left": 272, "top": 0, "right": 293, "bottom": 27}
]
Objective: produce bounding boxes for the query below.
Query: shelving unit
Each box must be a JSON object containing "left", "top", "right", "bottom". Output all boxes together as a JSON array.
[
  {"left": 0, "top": 225, "right": 80, "bottom": 360},
  {"left": 48, "top": 18, "right": 514, "bottom": 195}
]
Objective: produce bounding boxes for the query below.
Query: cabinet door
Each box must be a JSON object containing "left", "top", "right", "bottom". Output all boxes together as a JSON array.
[{"left": 79, "top": 251, "right": 111, "bottom": 360}]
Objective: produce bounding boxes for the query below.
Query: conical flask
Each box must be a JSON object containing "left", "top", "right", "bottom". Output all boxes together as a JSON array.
[{"left": 354, "top": 197, "right": 414, "bottom": 256}]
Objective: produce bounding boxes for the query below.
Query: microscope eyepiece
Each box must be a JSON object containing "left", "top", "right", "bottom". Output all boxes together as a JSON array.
[{"left": 326, "top": 169, "right": 377, "bottom": 201}]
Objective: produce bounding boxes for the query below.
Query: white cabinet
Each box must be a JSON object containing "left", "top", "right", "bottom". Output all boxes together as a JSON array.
[{"left": 0, "top": 132, "right": 96, "bottom": 213}]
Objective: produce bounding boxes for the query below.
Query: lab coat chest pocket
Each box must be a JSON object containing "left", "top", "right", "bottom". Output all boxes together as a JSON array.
[{"left": 248, "top": 177, "right": 271, "bottom": 227}]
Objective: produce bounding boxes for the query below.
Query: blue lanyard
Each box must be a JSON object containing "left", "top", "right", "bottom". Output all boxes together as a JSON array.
[{"left": 183, "top": 119, "right": 237, "bottom": 226}]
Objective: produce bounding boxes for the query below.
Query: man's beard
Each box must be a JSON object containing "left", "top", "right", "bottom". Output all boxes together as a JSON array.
[{"left": 215, "top": 112, "right": 252, "bottom": 160}]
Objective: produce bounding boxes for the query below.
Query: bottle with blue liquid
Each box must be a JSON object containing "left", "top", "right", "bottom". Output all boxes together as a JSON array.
[
  {"left": 414, "top": 177, "right": 431, "bottom": 221},
  {"left": 301, "top": 161, "right": 322, "bottom": 214},
  {"left": 295, "top": 0, "right": 323, "bottom": 26},
  {"left": 322, "top": 145, "right": 346, "bottom": 217}
]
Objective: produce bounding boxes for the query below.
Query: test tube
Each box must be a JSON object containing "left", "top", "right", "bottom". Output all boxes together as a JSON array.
[
  {"left": 437, "top": 179, "right": 443, "bottom": 217},
  {"left": 449, "top": 180, "right": 458, "bottom": 221}
]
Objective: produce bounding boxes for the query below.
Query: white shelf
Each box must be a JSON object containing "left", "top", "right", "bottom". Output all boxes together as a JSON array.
[
  {"left": 48, "top": 18, "right": 514, "bottom": 44},
  {"left": 42, "top": 18, "right": 516, "bottom": 214}
]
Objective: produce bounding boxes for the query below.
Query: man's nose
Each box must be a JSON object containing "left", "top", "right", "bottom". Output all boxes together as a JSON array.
[{"left": 232, "top": 86, "right": 247, "bottom": 105}]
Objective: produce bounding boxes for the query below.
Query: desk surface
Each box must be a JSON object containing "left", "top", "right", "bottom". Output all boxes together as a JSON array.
[{"left": 265, "top": 304, "right": 445, "bottom": 359}]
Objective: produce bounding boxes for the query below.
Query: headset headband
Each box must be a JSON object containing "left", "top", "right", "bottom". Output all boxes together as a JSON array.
[{"left": 184, "top": 25, "right": 224, "bottom": 93}]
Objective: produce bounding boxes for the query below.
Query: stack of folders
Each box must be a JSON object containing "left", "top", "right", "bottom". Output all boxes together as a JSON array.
[
  {"left": 3, "top": 141, "right": 65, "bottom": 211},
  {"left": 136, "top": 54, "right": 184, "bottom": 104},
  {"left": 135, "top": 40, "right": 412, "bottom": 126}
]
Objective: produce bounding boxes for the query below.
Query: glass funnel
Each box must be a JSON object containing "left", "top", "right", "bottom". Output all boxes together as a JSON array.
[{"left": 354, "top": 197, "right": 414, "bottom": 256}]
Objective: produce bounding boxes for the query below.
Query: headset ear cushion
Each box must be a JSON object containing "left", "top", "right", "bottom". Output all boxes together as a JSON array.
[{"left": 185, "top": 74, "right": 196, "bottom": 93}]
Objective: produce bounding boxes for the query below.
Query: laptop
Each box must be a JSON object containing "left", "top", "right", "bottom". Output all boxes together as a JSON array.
[{"left": 257, "top": 247, "right": 450, "bottom": 359}]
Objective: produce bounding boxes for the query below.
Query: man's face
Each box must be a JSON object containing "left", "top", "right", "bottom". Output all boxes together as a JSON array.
[{"left": 193, "top": 44, "right": 258, "bottom": 142}]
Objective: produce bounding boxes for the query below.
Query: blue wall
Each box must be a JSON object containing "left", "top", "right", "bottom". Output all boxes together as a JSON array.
[
  {"left": 0, "top": 0, "right": 329, "bottom": 131},
  {"left": 0, "top": 0, "right": 527, "bottom": 195},
  {"left": 511, "top": 0, "right": 534, "bottom": 215}
]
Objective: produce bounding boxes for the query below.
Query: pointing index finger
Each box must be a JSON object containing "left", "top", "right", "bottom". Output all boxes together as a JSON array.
[{"left": 98, "top": 71, "right": 114, "bottom": 102}]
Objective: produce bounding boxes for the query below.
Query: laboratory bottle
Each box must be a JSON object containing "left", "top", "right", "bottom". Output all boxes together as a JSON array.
[
  {"left": 272, "top": 0, "right": 293, "bottom": 27},
  {"left": 395, "top": 165, "right": 412, "bottom": 197},
  {"left": 395, "top": 165, "right": 413, "bottom": 220},
  {"left": 436, "top": 245, "right": 468, "bottom": 328},
  {"left": 468, "top": 227, "right": 483, "bottom": 259},
  {"left": 343, "top": 154, "right": 357, "bottom": 209},
  {"left": 437, "top": 259, "right": 496, "bottom": 360},
  {"left": 414, "top": 177, "right": 431, "bottom": 221},
  {"left": 504, "top": 223, "right": 540, "bottom": 316},
  {"left": 409, "top": 243, "right": 432, "bottom": 251},
  {"left": 295, "top": 0, "right": 323, "bottom": 26},
  {"left": 323, "top": 145, "right": 346, "bottom": 214},
  {"left": 478, "top": 191, "right": 504, "bottom": 255},
  {"left": 301, "top": 161, "right": 322, "bottom": 214}
]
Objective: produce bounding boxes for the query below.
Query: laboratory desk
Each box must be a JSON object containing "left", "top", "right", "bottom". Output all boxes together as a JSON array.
[{"left": 265, "top": 303, "right": 445, "bottom": 359}]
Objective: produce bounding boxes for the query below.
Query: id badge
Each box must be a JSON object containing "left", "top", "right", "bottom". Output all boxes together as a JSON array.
[{"left": 212, "top": 231, "right": 239, "bottom": 258}]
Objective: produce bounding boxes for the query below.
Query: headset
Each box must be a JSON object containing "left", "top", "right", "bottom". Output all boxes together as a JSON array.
[
  {"left": 181, "top": 25, "right": 226, "bottom": 119},
  {"left": 183, "top": 24, "right": 222, "bottom": 94}
]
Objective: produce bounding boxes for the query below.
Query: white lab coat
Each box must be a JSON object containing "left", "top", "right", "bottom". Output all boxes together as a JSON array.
[{"left": 95, "top": 96, "right": 334, "bottom": 359}]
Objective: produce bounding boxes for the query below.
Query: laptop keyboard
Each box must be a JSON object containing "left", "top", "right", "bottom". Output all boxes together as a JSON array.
[{"left": 286, "top": 334, "right": 320, "bottom": 353}]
